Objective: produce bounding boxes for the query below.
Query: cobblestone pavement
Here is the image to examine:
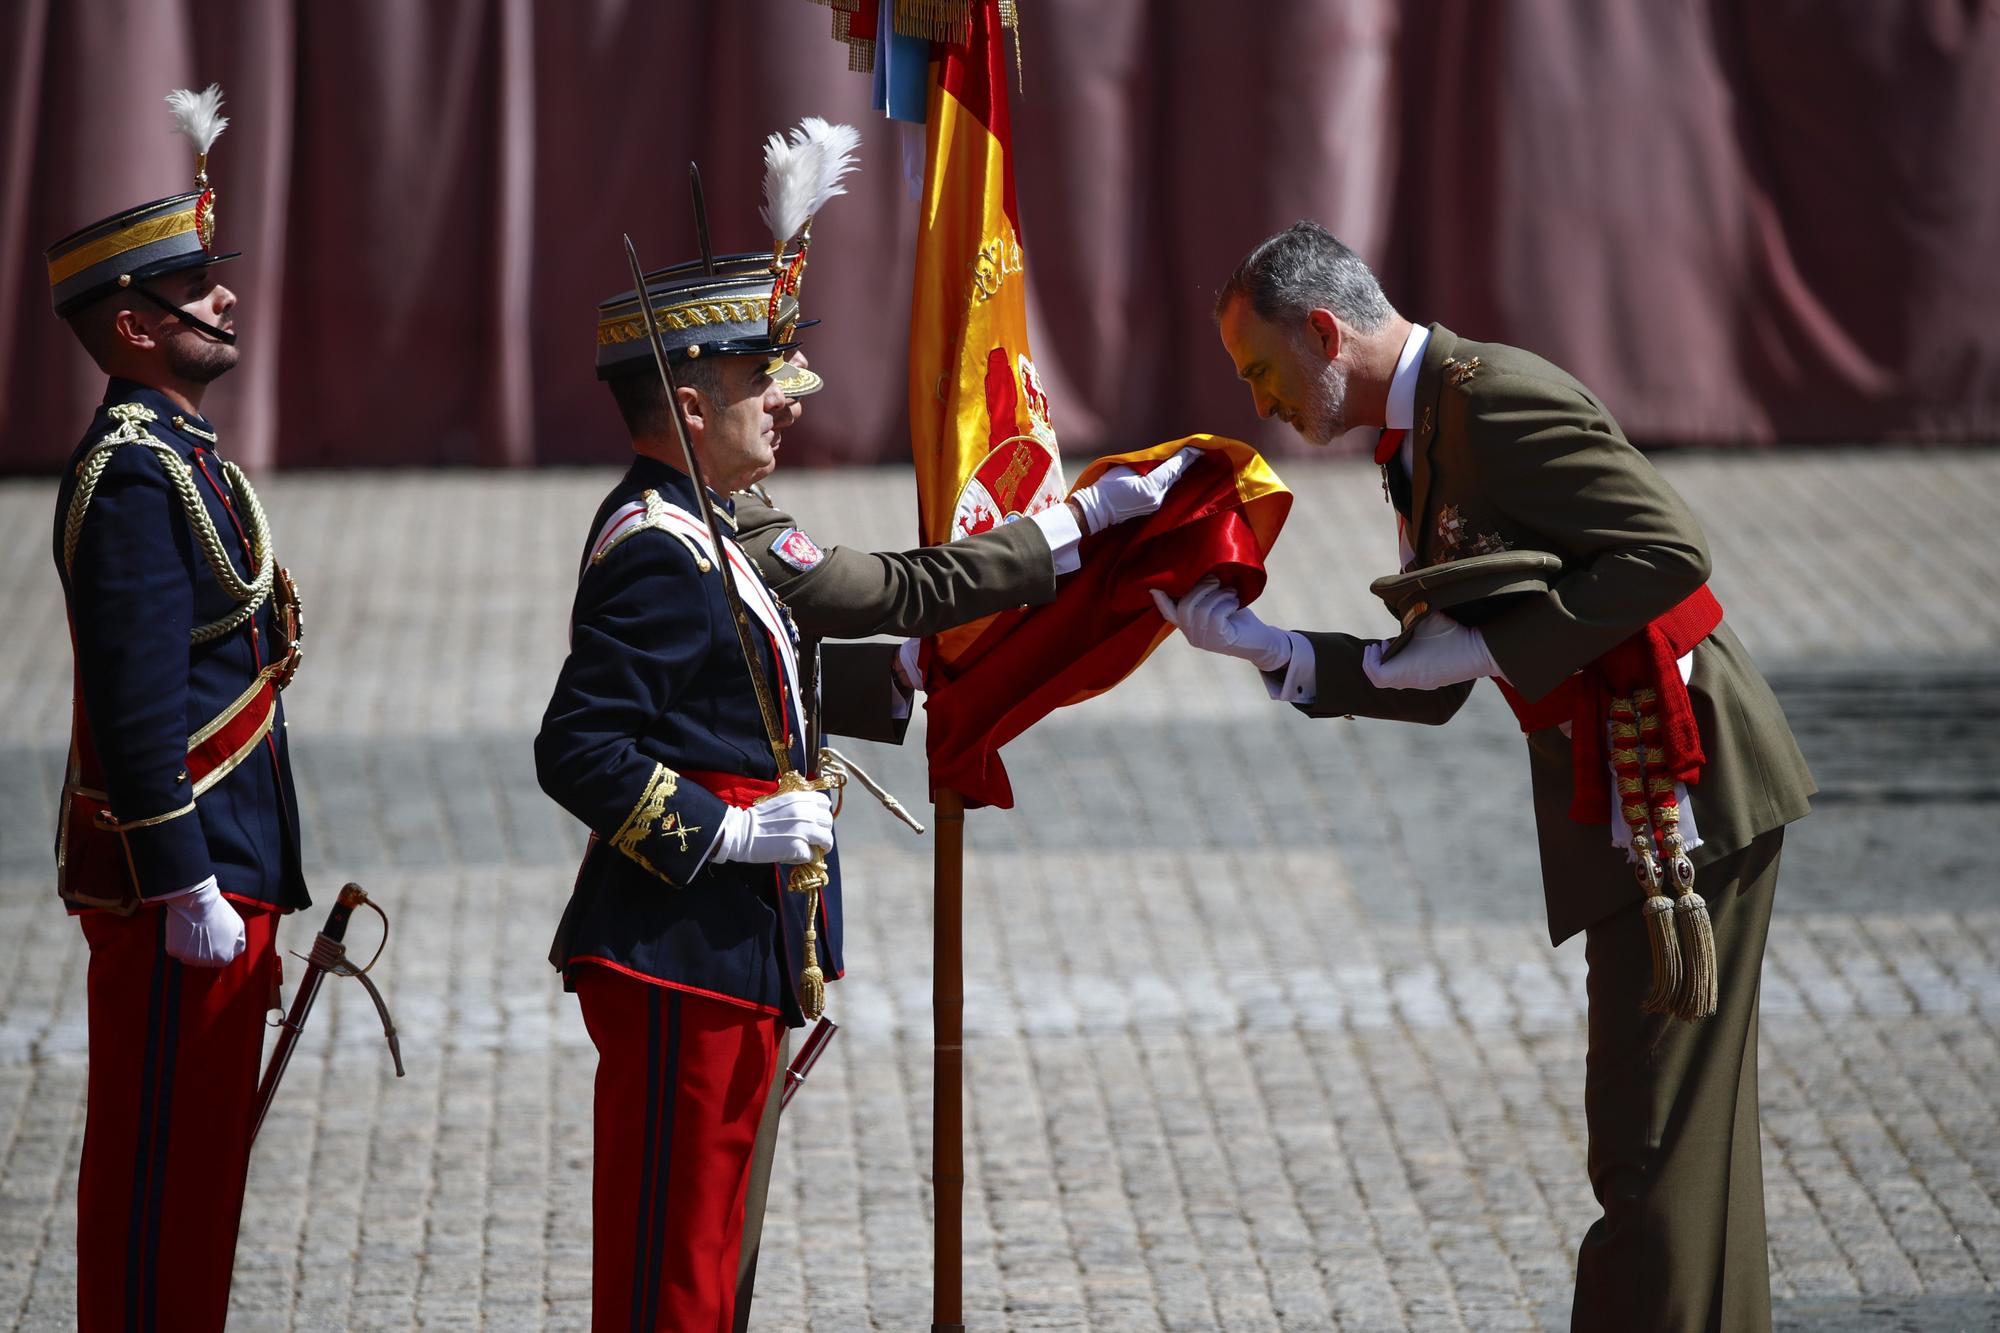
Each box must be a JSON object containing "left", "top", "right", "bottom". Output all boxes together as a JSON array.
[{"left": 1, "top": 452, "right": 1997, "bottom": 1331}]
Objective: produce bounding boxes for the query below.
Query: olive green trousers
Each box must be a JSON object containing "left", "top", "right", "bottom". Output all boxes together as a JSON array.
[{"left": 1573, "top": 828, "right": 1783, "bottom": 1332}]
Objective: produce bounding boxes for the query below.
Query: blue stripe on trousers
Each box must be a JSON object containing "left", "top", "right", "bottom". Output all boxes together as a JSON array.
[
  {"left": 642, "top": 993, "right": 683, "bottom": 1330},
  {"left": 140, "top": 958, "right": 183, "bottom": 1333},
  {"left": 630, "top": 989, "right": 662, "bottom": 1333},
  {"left": 123, "top": 918, "right": 171, "bottom": 1332}
]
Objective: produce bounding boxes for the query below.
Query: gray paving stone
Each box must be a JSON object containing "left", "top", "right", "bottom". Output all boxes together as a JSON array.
[{"left": 1, "top": 456, "right": 1997, "bottom": 1328}]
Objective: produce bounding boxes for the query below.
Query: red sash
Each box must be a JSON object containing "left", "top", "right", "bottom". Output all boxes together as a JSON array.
[
  {"left": 62, "top": 665, "right": 280, "bottom": 909},
  {"left": 679, "top": 770, "right": 780, "bottom": 810},
  {"left": 1494, "top": 586, "right": 1722, "bottom": 823}
]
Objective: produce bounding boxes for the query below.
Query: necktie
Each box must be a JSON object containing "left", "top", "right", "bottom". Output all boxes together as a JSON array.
[{"left": 1375, "top": 427, "right": 1411, "bottom": 517}]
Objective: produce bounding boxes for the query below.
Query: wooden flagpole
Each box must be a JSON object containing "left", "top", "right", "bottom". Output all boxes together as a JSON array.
[{"left": 933, "top": 786, "right": 966, "bottom": 1332}]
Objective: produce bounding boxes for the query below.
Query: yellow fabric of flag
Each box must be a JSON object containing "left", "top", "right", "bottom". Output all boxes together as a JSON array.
[{"left": 907, "top": 0, "right": 1062, "bottom": 665}]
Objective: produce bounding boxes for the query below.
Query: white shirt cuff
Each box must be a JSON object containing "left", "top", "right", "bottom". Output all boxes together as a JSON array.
[
  {"left": 890, "top": 678, "right": 913, "bottom": 721},
  {"left": 1029, "top": 503, "right": 1083, "bottom": 575},
  {"left": 1262, "top": 631, "right": 1318, "bottom": 704}
]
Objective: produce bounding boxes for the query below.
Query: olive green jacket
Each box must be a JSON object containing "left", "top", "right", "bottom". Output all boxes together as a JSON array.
[
  {"left": 1297, "top": 324, "right": 1815, "bottom": 943},
  {"left": 732, "top": 488, "right": 1059, "bottom": 743}
]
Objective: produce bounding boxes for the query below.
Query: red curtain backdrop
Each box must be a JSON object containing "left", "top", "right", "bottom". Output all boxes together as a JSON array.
[{"left": 4, "top": 0, "right": 1996, "bottom": 471}]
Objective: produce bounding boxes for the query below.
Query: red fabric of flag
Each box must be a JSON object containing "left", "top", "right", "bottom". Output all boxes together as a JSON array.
[{"left": 923, "top": 437, "right": 1291, "bottom": 807}]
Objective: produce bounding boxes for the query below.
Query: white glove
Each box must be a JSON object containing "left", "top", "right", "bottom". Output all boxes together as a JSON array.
[
  {"left": 161, "top": 876, "right": 247, "bottom": 968},
  {"left": 712, "top": 789, "right": 836, "bottom": 865},
  {"left": 1361, "top": 612, "right": 1503, "bottom": 690},
  {"left": 1149, "top": 577, "right": 1292, "bottom": 673},
  {"left": 1068, "top": 446, "right": 1204, "bottom": 535}
]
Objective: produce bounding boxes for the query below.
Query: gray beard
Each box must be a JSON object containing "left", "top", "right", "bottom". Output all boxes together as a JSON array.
[{"left": 1298, "top": 359, "right": 1349, "bottom": 446}]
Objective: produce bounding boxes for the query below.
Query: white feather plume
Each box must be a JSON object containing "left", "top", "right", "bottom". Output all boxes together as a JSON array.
[
  {"left": 758, "top": 118, "right": 861, "bottom": 245},
  {"left": 166, "top": 84, "right": 229, "bottom": 155}
]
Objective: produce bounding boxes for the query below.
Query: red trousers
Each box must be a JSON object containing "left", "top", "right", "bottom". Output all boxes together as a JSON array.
[
  {"left": 576, "top": 966, "right": 782, "bottom": 1333},
  {"left": 76, "top": 905, "right": 278, "bottom": 1333}
]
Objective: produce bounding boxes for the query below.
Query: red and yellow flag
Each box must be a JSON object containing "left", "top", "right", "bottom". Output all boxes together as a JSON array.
[{"left": 908, "top": 0, "right": 1064, "bottom": 665}]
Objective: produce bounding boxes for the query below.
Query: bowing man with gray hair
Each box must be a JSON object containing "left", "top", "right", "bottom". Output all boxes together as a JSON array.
[{"left": 1155, "top": 220, "right": 1816, "bottom": 1333}]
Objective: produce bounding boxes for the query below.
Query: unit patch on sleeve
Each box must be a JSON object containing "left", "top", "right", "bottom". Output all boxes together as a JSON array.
[{"left": 771, "top": 527, "right": 825, "bottom": 573}]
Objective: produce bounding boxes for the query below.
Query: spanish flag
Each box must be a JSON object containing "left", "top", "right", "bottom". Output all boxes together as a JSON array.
[
  {"left": 907, "top": 0, "right": 1065, "bottom": 667},
  {"left": 925, "top": 437, "right": 1292, "bottom": 807}
]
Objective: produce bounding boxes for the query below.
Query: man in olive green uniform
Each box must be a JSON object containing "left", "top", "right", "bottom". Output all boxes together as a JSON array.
[{"left": 1155, "top": 221, "right": 1815, "bottom": 1332}]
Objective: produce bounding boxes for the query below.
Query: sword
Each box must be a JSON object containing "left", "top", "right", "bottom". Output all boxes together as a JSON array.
[
  {"left": 621, "top": 233, "right": 840, "bottom": 1020},
  {"left": 249, "top": 882, "right": 404, "bottom": 1146}
]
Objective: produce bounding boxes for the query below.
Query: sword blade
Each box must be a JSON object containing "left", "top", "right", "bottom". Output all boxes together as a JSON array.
[{"left": 621, "top": 233, "right": 793, "bottom": 770}]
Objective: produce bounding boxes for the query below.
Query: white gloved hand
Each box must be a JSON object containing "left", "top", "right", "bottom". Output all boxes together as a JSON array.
[
  {"left": 894, "top": 637, "right": 923, "bottom": 693},
  {"left": 1361, "top": 612, "right": 1503, "bottom": 690},
  {"left": 712, "top": 789, "right": 836, "bottom": 865},
  {"left": 1149, "top": 577, "right": 1293, "bottom": 673},
  {"left": 1068, "top": 446, "right": 1204, "bottom": 535},
  {"left": 161, "top": 877, "right": 247, "bottom": 968}
]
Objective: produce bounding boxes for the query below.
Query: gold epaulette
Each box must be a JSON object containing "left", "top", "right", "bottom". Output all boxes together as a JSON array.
[{"left": 592, "top": 489, "right": 713, "bottom": 572}]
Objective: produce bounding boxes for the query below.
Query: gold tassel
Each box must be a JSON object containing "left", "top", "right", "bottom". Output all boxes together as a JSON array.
[
  {"left": 1663, "top": 831, "right": 1717, "bottom": 1021},
  {"left": 1634, "top": 837, "right": 1682, "bottom": 1015},
  {"left": 1673, "top": 891, "right": 1718, "bottom": 1021},
  {"left": 799, "top": 883, "right": 827, "bottom": 1021},
  {"left": 1612, "top": 706, "right": 1680, "bottom": 1015}
]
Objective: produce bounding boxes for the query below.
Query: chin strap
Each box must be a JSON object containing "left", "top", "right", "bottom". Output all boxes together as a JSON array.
[{"left": 131, "top": 286, "right": 236, "bottom": 345}]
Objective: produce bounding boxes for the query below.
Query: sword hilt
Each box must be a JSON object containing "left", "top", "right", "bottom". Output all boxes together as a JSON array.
[
  {"left": 304, "top": 884, "right": 404, "bottom": 1078},
  {"left": 319, "top": 881, "right": 368, "bottom": 944},
  {"left": 760, "top": 770, "right": 842, "bottom": 1020}
]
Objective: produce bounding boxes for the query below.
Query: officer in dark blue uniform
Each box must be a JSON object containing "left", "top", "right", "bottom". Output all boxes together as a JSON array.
[
  {"left": 538, "top": 127, "right": 1211, "bottom": 1321},
  {"left": 45, "top": 86, "right": 310, "bottom": 1331},
  {"left": 536, "top": 242, "right": 844, "bottom": 1330}
]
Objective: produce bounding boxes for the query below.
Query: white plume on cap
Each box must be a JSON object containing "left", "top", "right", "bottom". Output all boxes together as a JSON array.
[
  {"left": 165, "top": 84, "right": 229, "bottom": 155},
  {"left": 758, "top": 117, "right": 861, "bottom": 245}
]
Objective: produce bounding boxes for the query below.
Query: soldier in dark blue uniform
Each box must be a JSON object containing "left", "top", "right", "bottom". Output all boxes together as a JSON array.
[
  {"left": 538, "top": 126, "right": 1207, "bottom": 1324},
  {"left": 536, "top": 235, "right": 848, "bottom": 1329},
  {"left": 45, "top": 86, "right": 311, "bottom": 1331}
]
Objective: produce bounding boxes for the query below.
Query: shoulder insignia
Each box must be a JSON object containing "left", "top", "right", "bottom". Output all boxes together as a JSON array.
[
  {"left": 592, "top": 489, "right": 711, "bottom": 572},
  {"left": 1444, "top": 356, "right": 1483, "bottom": 390},
  {"left": 769, "top": 527, "right": 824, "bottom": 573}
]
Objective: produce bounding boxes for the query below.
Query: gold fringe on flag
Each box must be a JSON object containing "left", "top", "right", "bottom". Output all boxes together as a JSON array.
[
  {"left": 807, "top": 0, "right": 1022, "bottom": 83},
  {"left": 893, "top": 0, "right": 973, "bottom": 42}
]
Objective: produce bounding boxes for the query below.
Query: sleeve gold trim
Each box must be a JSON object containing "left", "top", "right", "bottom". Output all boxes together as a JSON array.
[
  {"left": 104, "top": 798, "right": 198, "bottom": 831},
  {"left": 609, "top": 763, "right": 703, "bottom": 882}
]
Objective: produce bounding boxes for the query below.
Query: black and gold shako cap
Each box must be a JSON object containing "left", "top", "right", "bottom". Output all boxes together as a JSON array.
[
  {"left": 595, "top": 250, "right": 819, "bottom": 384},
  {"left": 46, "top": 192, "right": 241, "bottom": 320}
]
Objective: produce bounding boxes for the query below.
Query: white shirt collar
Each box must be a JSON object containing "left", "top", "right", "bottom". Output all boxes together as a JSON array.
[{"left": 1385, "top": 322, "right": 1430, "bottom": 430}]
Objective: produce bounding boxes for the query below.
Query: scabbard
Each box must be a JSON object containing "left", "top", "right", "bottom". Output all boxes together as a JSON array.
[
  {"left": 248, "top": 882, "right": 365, "bottom": 1146},
  {"left": 779, "top": 1016, "right": 839, "bottom": 1111}
]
